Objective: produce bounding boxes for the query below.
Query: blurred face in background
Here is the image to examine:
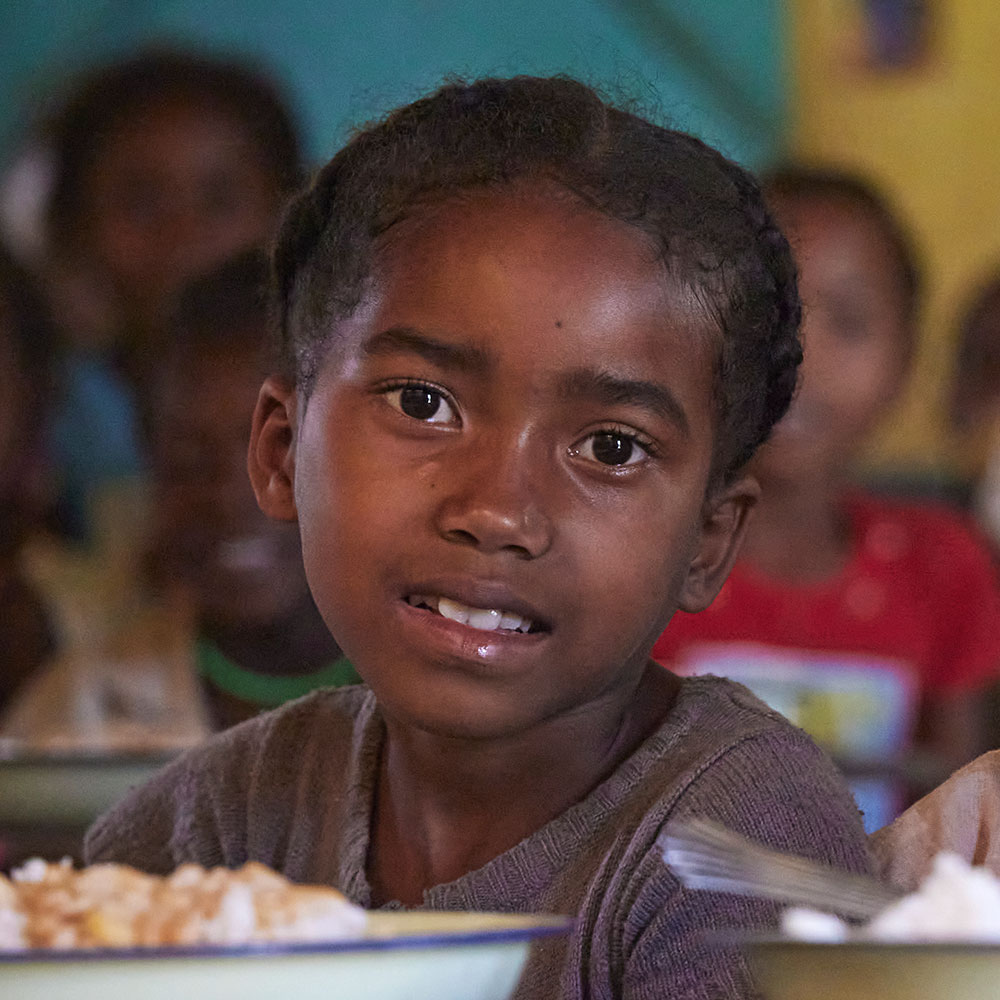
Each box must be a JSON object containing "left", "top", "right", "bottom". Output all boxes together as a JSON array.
[
  {"left": 74, "top": 96, "right": 282, "bottom": 331},
  {"left": 0, "top": 295, "right": 27, "bottom": 505},
  {"left": 752, "top": 192, "right": 912, "bottom": 486},
  {"left": 151, "top": 333, "right": 307, "bottom": 626},
  {"left": 951, "top": 283, "right": 1000, "bottom": 433},
  {"left": 0, "top": 290, "right": 49, "bottom": 528}
]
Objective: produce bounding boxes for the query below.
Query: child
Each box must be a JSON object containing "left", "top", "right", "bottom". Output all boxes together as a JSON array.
[
  {"left": 38, "top": 47, "right": 303, "bottom": 540},
  {"left": 86, "top": 77, "right": 870, "bottom": 999},
  {"left": 148, "top": 250, "right": 359, "bottom": 728},
  {"left": 948, "top": 270, "right": 1000, "bottom": 545},
  {"left": 653, "top": 167, "right": 1000, "bottom": 833},
  {"left": 0, "top": 248, "right": 57, "bottom": 708}
]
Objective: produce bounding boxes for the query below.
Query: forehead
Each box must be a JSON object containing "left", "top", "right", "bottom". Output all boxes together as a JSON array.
[
  {"left": 89, "top": 96, "right": 266, "bottom": 183},
  {"left": 772, "top": 193, "right": 905, "bottom": 287},
  {"left": 333, "top": 187, "right": 715, "bottom": 395}
]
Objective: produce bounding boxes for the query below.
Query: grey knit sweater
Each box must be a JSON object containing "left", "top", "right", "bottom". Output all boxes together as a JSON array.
[{"left": 86, "top": 677, "right": 870, "bottom": 999}]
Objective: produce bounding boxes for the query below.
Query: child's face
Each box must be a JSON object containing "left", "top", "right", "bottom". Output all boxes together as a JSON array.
[
  {"left": 252, "top": 187, "right": 753, "bottom": 739},
  {"left": 0, "top": 299, "right": 26, "bottom": 501},
  {"left": 153, "top": 338, "right": 306, "bottom": 625},
  {"left": 754, "top": 194, "right": 910, "bottom": 483},
  {"left": 80, "top": 97, "right": 281, "bottom": 328}
]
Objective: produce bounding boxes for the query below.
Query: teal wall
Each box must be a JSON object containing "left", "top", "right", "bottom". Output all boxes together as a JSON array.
[{"left": 2, "top": 0, "right": 786, "bottom": 170}]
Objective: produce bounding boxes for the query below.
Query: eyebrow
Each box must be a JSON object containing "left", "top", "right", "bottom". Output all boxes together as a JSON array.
[
  {"left": 362, "top": 326, "right": 493, "bottom": 375},
  {"left": 361, "top": 327, "right": 689, "bottom": 433},
  {"left": 557, "top": 368, "right": 690, "bottom": 435}
]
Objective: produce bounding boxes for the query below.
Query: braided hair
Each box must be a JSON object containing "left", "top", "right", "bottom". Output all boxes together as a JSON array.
[{"left": 272, "top": 75, "right": 802, "bottom": 483}]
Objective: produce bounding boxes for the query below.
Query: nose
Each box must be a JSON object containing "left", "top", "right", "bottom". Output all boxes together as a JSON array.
[
  {"left": 432, "top": 433, "right": 554, "bottom": 559},
  {"left": 161, "top": 198, "right": 236, "bottom": 276}
]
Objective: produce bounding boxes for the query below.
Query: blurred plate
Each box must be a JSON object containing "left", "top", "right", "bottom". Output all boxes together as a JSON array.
[
  {"left": 0, "top": 753, "right": 172, "bottom": 828},
  {"left": 0, "top": 911, "right": 573, "bottom": 1000},
  {"left": 748, "top": 938, "right": 1000, "bottom": 1000}
]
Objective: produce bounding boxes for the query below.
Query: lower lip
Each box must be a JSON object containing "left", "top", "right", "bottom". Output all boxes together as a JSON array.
[{"left": 394, "top": 600, "right": 547, "bottom": 669}]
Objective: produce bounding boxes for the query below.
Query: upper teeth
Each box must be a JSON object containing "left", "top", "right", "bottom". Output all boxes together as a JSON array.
[{"left": 407, "top": 595, "right": 534, "bottom": 633}]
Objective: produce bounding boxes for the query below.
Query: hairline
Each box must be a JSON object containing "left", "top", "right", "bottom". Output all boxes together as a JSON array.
[{"left": 283, "top": 178, "right": 735, "bottom": 488}]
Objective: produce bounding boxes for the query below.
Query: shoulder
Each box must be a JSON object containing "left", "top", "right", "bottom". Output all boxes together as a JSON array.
[
  {"left": 655, "top": 672, "right": 832, "bottom": 772},
  {"left": 592, "top": 677, "right": 870, "bottom": 999},
  {"left": 84, "top": 686, "right": 376, "bottom": 871},
  {"left": 152, "top": 683, "right": 374, "bottom": 788},
  {"left": 236, "top": 683, "right": 375, "bottom": 755},
  {"left": 649, "top": 676, "right": 868, "bottom": 862},
  {"left": 590, "top": 676, "right": 869, "bottom": 906}
]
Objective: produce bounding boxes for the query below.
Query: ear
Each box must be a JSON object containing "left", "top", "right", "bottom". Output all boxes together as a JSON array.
[
  {"left": 248, "top": 375, "right": 299, "bottom": 522},
  {"left": 677, "top": 475, "right": 759, "bottom": 613}
]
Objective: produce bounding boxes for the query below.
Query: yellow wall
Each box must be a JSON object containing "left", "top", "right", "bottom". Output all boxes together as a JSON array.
[{"left": 788, "top": 0, "right": 1000, "bottom": 481}]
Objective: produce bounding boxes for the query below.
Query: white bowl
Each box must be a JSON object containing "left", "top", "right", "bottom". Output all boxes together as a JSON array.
[
  {"left": 748, "top": 939, "right": 1000, "bottom": 1000},
  {"left": 0, "top": 910, "right": 572, "bottom": 1000},
  {"left": 0, "top": 752, "right": 174, "bottom": 828}
]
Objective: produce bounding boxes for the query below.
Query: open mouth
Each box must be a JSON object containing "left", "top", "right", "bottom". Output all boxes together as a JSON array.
[{"left": 405, "top": 594, "right": 546, "bottom": 634}]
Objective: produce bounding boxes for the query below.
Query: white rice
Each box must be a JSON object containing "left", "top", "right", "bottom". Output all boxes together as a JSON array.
[{"left": 782, "top": 852, "right": 1000, "bottom": 943}]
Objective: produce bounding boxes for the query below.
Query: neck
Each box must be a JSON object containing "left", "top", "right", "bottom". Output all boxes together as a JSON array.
[
  {"left": 368, "top": 662, "right": 678, "bottom": 905},
  {"left": 741, "top": 470, "right": 851, "bottom": 582}
]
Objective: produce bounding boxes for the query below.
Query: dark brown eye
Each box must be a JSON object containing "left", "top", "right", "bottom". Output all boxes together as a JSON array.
[
  {"left": 590, "top": 431, "right": 636, "bottom": 466},
  {"left": 400, "top": 386, "right": 441, "bottom": 419},
  {"left": 385, "top": 384, "right": 457, "bottom": 424}
]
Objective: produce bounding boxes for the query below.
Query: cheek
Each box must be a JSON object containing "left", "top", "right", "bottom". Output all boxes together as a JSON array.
[
  {"left": 293, "top": 420, "right": 398, "bottom": 606},
  {"left": 90, "top": 225, "right": 137, "bottom": 273},
  {"left": 799, "top": 332, "right": 901, "bottom": 416},
  {"left": 838, "top": 343, "right": 905, "bottom": 425},
  {"left": 194, "top": 204, "right": 275, "bottom": 271},
  {"left": 89, "top": 218, "right": 166, "bottom": 297},
  {"left": 560, "top": 488, "right": 702, "bottom": 641}
]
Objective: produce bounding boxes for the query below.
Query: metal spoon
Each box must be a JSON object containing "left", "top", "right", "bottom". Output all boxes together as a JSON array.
[{"left": 659, "top": 817, "right": 902, "bottom": 921}]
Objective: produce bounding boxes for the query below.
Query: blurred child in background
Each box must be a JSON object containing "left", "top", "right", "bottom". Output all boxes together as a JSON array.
[
  {"left": 654, "top": 166, "right": 1000, "bottom": 832},
  {"left": 0, "top": 249, "right": 57, "bottom": 708},
  {"left": 37, "top": 46, "right": 303, "bottom": 541},
  {"left": 949, "top": 271, "right": 1000, "bottom": 547},
  {"left": 148, "top": 250, "right": 358, "bottom": 729}
]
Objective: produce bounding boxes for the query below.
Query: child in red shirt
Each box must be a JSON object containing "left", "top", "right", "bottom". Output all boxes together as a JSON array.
[{"left": 654, "top": 167, "right": 1000, "bottom": 831}]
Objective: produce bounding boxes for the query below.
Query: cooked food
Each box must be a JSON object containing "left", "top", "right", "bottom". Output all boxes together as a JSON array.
[
  {"left": 781, "top": 852, "right": 1000, "bottom": 942},
  {"left": 0, "top": 858, "right": 367, "bottom": 950}
]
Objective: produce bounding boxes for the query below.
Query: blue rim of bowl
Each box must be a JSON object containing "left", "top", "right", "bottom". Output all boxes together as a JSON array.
[
  {"left": 0, "top": 916, "right": 575, "bottom": 964},
  {"left": 0, "top": 750, "right": 176, "bottom": 765},
  {"left": 699, "top": 929, "right": 1000, "bottom": 953},
  {"left": 742, "top": 935, "right": 1000, "bottom": 954}
]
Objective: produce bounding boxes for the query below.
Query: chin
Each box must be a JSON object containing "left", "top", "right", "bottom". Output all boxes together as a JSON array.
[
  {"left": 378, "top": 686, "right": 549, "bottom": 743},
  {"left": 380, "top": 666, "right": 599, "bottom": 746}
]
